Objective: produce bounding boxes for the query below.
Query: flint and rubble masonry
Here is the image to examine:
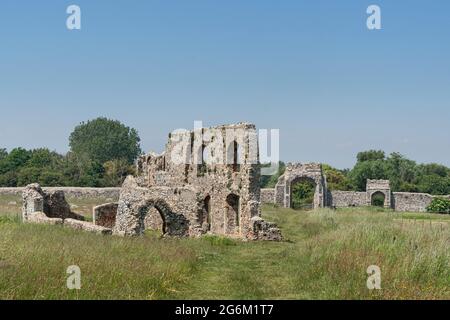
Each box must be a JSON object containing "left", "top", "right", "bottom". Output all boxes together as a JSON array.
[
  {"left": 0, "top": 187, "right": 120, "bottom": 199},
  {"left": 261, "top": 188, "right": 450, "bottom": 212}
]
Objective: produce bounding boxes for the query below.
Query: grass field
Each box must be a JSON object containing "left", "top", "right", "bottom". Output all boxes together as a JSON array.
[{"left": 0, "top": 195, "right": 449, "bottom": 300}]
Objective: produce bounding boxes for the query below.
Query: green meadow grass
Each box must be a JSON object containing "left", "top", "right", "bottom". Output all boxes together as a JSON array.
[{"left": 0, "top": 197, "right": 449, "bottom": 300}]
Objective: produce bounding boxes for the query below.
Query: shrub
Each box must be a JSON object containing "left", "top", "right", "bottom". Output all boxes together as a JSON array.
[{"left": 426, "top": 197, "right": 450, "bottom": 214}]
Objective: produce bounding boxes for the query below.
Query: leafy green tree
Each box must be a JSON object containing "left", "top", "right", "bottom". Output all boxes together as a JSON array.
[
  {"left": 39, "top": 171, "right": 65, "bottom": 187},
  {"left": 0, "top": 171, "right": 17, "bottom": 187},
  {"left": 322, "top": 164, "right": 352, "bottom": 191},
  {"left": 418, "top": 163, "right": 449, "bottom": 177},
  {"left": 102, "top": 159, "right": 135, "bottom": 187},
  {"left": 69, "top": 117, "right": 142, "bottom": 165},
  {"left": 0, "top": 149, "right": 7, "bottom": 161},
  {"left": 27, "top": 148, "right": 63, "bottom": 168},
  {"left": 0, "top": 148, "right": 31, "bottom": 174},
  {"left": 385, "top": 152, "right": 417, "bottom": 191},
  {"left": 417, "top": 175, "right": 450, "bottom": 195},
  {"left": 17, "top": 167, "right": 42, "bottom": 186},
  {"left": 356, "top": 150, "right": 385, "bottom": 163},
  {"left": 348, "top": 160, "right": 388, "bottom": 191}
]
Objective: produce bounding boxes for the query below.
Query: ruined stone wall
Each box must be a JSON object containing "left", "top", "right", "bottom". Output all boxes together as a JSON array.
[
  {"left": 329, "top": 191, "right": 367, "bottom": 208},
  {"left": 260, "top": 188, "right": 275, "bottom": 204},
  {"left": 22, "top": 184, "right": 85, "bottom": 221},
  {"left": 1, "top": 187, "right": 120, "bottom": 199},
  {"left": 329, "top": 190, "right": 450, "bottom": 212},
  {"left": 135, "top": 123, "right": 264, "bottom": 239},
  {"left": 131, "top": 123, "right": 282, "bottom": 240},
  {"left": 392, "top": 192, "right": 450, "bottom": 212},
  {"left": 113, "top": 176, "right": 202, "bottom": 237},
  {"left": 21, "top": 183, "right": 111, "bottom": 234}
]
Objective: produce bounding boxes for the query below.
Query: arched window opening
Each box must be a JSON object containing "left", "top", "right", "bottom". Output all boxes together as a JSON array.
[
  {"left": 201, "top": 196, "right": 211, "bottom": 231},
  {"left": 225, "top": 194, "right": 240, "bottom": 234},
  {"left": 140, "top": 206, "right": 166, "bottom": 237},
  {"left": 227, "top": 140, "right": 241, "bottom": 172},
  {"left": 197, "top": 144, "right": 208, "bottom": 176}
]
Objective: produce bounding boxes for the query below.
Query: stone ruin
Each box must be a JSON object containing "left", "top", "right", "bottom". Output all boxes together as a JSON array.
[
  {"left": 272, "top": 163, "right": 328, "bottom": 209},
  {"left": 366, "top": 179, "right": 391, "bottom": 208},
  {"left": 22, "top": 183, "right": 112, "bottom": 234},
  {"left": 22, "top": 123, "right": 283, "bottom": 241},
  {"left": 111, "top": 123, "right": 282, "bottom": 240},
  {"left": 261, "top": 164, "right": 450, "bottom": 212}
]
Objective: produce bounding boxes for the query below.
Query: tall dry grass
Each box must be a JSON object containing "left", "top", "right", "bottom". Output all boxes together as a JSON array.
[{"left": 0, "top": 197, "right": 449, "bottom": 299}]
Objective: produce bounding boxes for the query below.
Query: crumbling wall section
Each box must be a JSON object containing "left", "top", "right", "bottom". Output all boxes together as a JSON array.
[
  {"left": 22, "top": 184, "right": 84, "bottom": 222},
  {"left": 249, "top": 216, "right": 283, "bottom": 241},
  {"left": 22, "top": 183, "right": 45, "bottom": 221},
  {"left": 392, "top": 192, "right": 450, "bottom": 212},
  {"left": 22, "top": 183, "right": 111, "bottom": 234},
  {"left": 134, "top": 123, "right": 281, "bottom": 241},
  {"left": 113, "top": 176, "right": 197, "bottom": 237},
  {"left": 93, "top": 203, "right": 119, "bottom": 228},
  {"left": 329, "top": 191, "right": 367, "bottom": 208}
]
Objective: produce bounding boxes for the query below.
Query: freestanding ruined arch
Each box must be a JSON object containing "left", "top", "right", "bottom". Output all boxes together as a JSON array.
[
  {"left": 366, "top": 179, "right": 391, "bottom": 208},
  {"left": 274, "top": 163, "right": 328, "bottom": 209}
]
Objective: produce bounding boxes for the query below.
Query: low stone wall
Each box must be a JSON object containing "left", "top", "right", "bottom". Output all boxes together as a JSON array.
[
  {"left": 0, "top": 187, "right": 120, "bottom": 199},
  {"left": 392, "top": 192, "right": 450, "bottom": 212},
  {"left": 0, "top": 188, "right": 24, "bottom": 196},
  {"left": 260, "top": 188, "right": 275, "bottom": 204},
  {"left": 330, "top": 190, "right": 450, "bottom": 212},
  {"left": 64, "top": 218, "right": 112, "bottom": 235},
  {"left": 329, "top": 191, "right": 367, "bottom": 208}
]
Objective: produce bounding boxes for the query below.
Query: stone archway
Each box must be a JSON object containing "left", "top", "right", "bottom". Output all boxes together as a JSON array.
[
  {"left": 274, "top": 163, "right": 328, "bottom": 209},
  {"left": 114, "top": 184, "right": 190, "bottom": 237},
  {"left": 366, "top": 180, "right": 391, "bottom": 208}
]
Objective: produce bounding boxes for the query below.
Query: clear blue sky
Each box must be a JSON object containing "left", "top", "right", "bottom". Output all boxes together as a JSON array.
[{"left": 1, "top": 1, "right": 449, "bottom": 169}]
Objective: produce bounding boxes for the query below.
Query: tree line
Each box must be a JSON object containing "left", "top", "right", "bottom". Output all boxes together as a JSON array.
[{"left": 0, "top": 118, "right": 141, "bottom": 187}]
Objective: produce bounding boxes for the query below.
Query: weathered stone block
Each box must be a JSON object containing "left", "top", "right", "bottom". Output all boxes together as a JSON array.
[{"left": 93, "top": 202, "right": 118, "bottom": 228}]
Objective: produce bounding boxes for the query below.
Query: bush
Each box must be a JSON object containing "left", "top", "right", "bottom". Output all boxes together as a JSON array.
[{"left": 426, "top": 197, "right": 450, "bottom": 214}]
